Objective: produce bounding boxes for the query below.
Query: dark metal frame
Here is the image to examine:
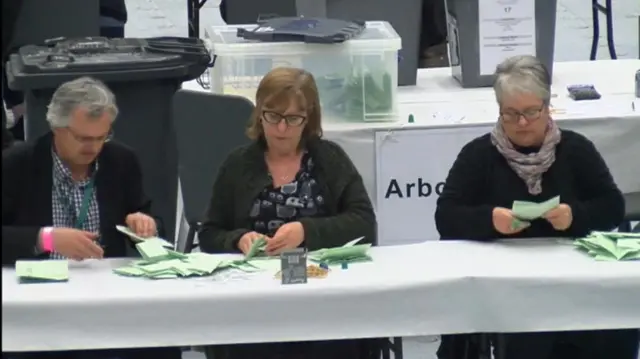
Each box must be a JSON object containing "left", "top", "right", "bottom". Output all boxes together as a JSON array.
[
  {"left": 188, "top": 0, "right": 209, "bottom": 37},
  {"left": 590, "top": 0, "right": 617, "bottom": 60}
]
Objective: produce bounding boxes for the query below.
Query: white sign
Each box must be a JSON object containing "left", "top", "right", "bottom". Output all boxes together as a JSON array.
[
  {"left": 374, "top": 125, "right": 491, "bottom": 245},
  {"left": 478, "top": 0, "right": 537, "bottom": 76}
]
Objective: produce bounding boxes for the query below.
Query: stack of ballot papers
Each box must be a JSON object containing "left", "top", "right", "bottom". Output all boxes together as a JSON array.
[
  {"left": 511, "top": 196, "right": 560, "bottom": 228},
  {"left": 113, "top": 235, "right": 373, "bottom": 279},
  {"left": 16, "top": 260, "right": 69, "bottom": 283},
  {"left": 574, "top": 232, "right": 640, "bottom": 261},
  {"left": 309, "top": 237, "right": 372, "bottom": 265},
  {"left": 113, "top": 240, "right": 260, "bottom": 279}
]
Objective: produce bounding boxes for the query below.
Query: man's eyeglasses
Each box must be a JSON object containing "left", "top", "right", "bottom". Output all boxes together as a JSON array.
[
  {"left": 262, "top": 110, "right": 306, "bottom": 127},
  {"left": 500, "top": 107, "right": 544, "bottom": 123},
  {"left": 66, "top": 127, "right": 113, "bottom": 145}
]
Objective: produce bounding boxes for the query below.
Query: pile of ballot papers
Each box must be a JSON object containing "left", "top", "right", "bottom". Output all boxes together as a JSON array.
[
  {"left": 574, "top": 232, "right": 640, "bottom": 261},
  {"left": 113, "top": 234, "right": 373, "bottom": 279},
  {"left": 307, "top": 237, "right": 371, "bottom": 265},
  {"left": 113, "top": 240, "right": 261, "bottom": 279}
]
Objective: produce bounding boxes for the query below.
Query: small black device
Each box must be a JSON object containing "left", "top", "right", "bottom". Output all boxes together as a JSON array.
[
  {"left": 567, "top": 84, "right": 601, "bottom": 101},
  {"left": 280, "top": 248, "right": 308, "bottom": 285}
]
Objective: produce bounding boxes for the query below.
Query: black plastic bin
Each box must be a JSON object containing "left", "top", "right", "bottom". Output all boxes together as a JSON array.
[{"left": 6, "top": 37, "right": 210, "bottom": 243}]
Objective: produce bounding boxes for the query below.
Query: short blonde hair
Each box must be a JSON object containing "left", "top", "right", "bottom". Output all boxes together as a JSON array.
[
  {"left": 493, "top": 55, "right": 552, "bottom": 105},
  {"left": 246, "top": 67, "right": 323, "bottom": 142}
]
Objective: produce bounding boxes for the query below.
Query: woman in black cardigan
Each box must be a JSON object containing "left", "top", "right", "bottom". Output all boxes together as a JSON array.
[
  {"left": 435, "top": 55, "right": 638, "bottom": 359},
  {"left": 198, "top": 67, "right": 377, "bottom": 359}
]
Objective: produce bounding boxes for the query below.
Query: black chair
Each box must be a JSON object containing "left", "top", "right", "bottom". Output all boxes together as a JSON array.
[
  {"left": 620, "top": 192, "right": 640, "bottom": 232},
  {"left": 171, "top": 89, "right": 254, "bottom": 254}
]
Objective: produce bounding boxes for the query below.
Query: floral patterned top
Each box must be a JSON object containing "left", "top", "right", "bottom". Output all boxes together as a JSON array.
[{"left": 249, "top": 152, "right": 327, "bottom": 237}]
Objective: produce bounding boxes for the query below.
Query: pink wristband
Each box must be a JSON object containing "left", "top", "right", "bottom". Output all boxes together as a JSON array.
[{"left": 41, "top": 227, "right": 54, "bottom": 253}]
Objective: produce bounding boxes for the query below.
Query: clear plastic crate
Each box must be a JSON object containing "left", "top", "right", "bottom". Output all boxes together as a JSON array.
[{"left": 205, "top": 21, "right": 401, "bottom": 122}]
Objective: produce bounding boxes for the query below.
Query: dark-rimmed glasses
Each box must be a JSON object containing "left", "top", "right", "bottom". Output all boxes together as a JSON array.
[
  {"left": 500, "top": 106, "right": 544, "bottom": 123},
  {"left": 262, "top": 110, "right": 306, "bottom": 127}
]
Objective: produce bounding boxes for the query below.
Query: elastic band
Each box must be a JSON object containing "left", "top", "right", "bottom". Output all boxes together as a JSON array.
[{"left": 41, "top": 227, "right": 54, "bottom": 253}]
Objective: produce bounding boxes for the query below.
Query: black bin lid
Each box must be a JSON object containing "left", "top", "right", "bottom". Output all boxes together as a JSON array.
[{"left": 7, "top": 37, "right": 211, "bottom": 90}]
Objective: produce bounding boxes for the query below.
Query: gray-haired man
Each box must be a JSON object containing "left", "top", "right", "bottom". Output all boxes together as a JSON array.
[{"left": 2, "top": 77, "right": 181, "bottom": 359}]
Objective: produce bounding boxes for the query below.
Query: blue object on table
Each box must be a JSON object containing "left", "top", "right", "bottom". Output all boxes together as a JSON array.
[
  {"left": 319, "top": 262, "right": 329, "bottom": 270},
  {"left": 408, "top": 113, "right": 415, "bottom": 123},
  {"left": 341, "top": 262, "right": 348, "bottom": 269}
]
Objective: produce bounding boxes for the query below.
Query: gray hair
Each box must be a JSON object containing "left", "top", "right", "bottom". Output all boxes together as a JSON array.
[
  {"left": 46, "top": 76, "right": 118, "bottom": 128},
  {"left": 493, "top": 55, "right": 552, "bottom": 105}
]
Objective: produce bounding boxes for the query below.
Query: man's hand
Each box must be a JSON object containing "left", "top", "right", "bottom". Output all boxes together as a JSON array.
[
  {"left": 265, "top": 222, "right": 304, "bottom": 255},
  {"left": 543, "top": 204, "right": 573, "bottom": 231},
  {"left": 125, "top": 212, "right": 157, "bottom": 238},
  {"left": 46, "top": 228, "right": 104, "bottom": 261}
]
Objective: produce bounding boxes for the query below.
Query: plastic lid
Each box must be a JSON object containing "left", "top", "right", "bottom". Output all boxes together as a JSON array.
[{"left": 205, "top": 21, "right": 401, "bottom": 56}]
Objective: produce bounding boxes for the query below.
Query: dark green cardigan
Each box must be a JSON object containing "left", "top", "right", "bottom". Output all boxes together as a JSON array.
[{"left": 198, "top": 137, "right": 376, "bottom": 253}]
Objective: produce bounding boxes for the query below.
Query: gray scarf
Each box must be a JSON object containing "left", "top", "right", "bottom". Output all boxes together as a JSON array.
[{"left": 490, "top": 120, "right": 562, "bottom": 195}]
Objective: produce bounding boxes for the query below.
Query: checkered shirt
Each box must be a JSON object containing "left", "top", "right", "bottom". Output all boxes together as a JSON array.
[{"left": 50, "top": 151, "right": 101, "bottom": 259}]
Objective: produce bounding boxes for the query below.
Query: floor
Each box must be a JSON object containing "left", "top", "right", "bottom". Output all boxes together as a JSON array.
[{"left": 128, "top": 1, "right": 638, "bottom": 358}]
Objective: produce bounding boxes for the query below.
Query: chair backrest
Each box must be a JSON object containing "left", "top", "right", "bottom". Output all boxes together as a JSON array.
[{"left": 172, "top": 90, "right": 254, "bottom": 224}]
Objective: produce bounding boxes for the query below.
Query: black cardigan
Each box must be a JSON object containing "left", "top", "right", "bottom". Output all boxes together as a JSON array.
[
  {"left": 199, "top": 137, "right": 377, "bottom": 253},
  {"left": 435, "top": 129, "right": 624, "bottom": 240},
  {"left": 2, "top": 133, "right": 151, "bottom": 265}
]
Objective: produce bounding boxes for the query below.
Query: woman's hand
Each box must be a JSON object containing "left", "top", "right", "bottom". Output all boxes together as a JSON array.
[
  {"left": 492, "top": 207, "right": 529, "bottom": 234},
  {"left": 265, "top": 222, "right": 304, "bottom": 255},
  {"left": 237, "top": 231, "right": 266, "bottom": 255},
  {"left": 543, "top": 204, "right": 573, "bottom": 231}
]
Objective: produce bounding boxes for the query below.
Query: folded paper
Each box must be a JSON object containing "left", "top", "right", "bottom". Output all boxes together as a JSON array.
[
  {"left": 16, "top": 260, "right": 69, "bottom": 283},
  {"left": 309, "top": 243, "right": 372, "bottom": 265},
  {"left": 512, "top": 196, "right": 560, "bottom": 220},
  {"left": 116, "top": 225, "right": 174, "bottom": 248}
]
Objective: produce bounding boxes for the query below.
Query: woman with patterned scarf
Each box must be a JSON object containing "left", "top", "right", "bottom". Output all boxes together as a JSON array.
[{"left": 434, "top": 55, "right": 638, "bottom": 359}]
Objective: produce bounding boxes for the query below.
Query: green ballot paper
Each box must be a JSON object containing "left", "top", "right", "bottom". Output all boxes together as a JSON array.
[
  {"left": 136, "top": 240, "right": 170, "bottom": 261},
  {"left": 574, "top": 232, "right": 640, "bottom": 261},
  {"left": 16, "top": 260, "right": 69, "bottom": 283},
  {"left": 512, "top": 196, "right": 560, "bottom": 220},
  {"left": 116, "top": 225, "right": 174, "bottom": 248},
  {"left": 245, "top": 236, "right": 267, "bottom": 260},
  {"left": 310, "top": 244, "right": 372, "bottom": 265}
]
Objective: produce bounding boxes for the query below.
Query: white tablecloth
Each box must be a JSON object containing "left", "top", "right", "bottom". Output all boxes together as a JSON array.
[{"left": 3, "top": 240, "right": 640, "bottom": 351}]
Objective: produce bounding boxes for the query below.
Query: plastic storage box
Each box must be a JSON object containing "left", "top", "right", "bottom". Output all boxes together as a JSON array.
[{"left": 205, "top": 21, "right": 401, "bottom": 122}]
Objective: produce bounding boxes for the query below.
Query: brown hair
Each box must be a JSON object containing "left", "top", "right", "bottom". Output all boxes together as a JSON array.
[{"left": 246, "top": 67, "right": 323, "bottom": 143}]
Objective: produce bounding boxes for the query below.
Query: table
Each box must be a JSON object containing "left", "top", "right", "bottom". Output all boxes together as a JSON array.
[
  {"left": 3, "top": 240, "right": 640, "bottom": 352},
  {"left": 182, "top": 59, "right": 640, "bottom": 201},
  {"left": 322, "top": 59, "right": 640, "bottom": 203}
]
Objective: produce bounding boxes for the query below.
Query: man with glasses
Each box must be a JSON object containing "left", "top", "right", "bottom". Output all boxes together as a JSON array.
[{"left": 2, "top": 77, "right": 181, "bottom": 359}]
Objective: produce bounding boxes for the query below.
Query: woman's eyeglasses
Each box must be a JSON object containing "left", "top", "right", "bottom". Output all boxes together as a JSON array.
[
  {"left": 262, "top": 110, "right": 306, "bottom": 127},
  {"left": 500, "top": 107, "right": 544, "bottom": 123}
]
